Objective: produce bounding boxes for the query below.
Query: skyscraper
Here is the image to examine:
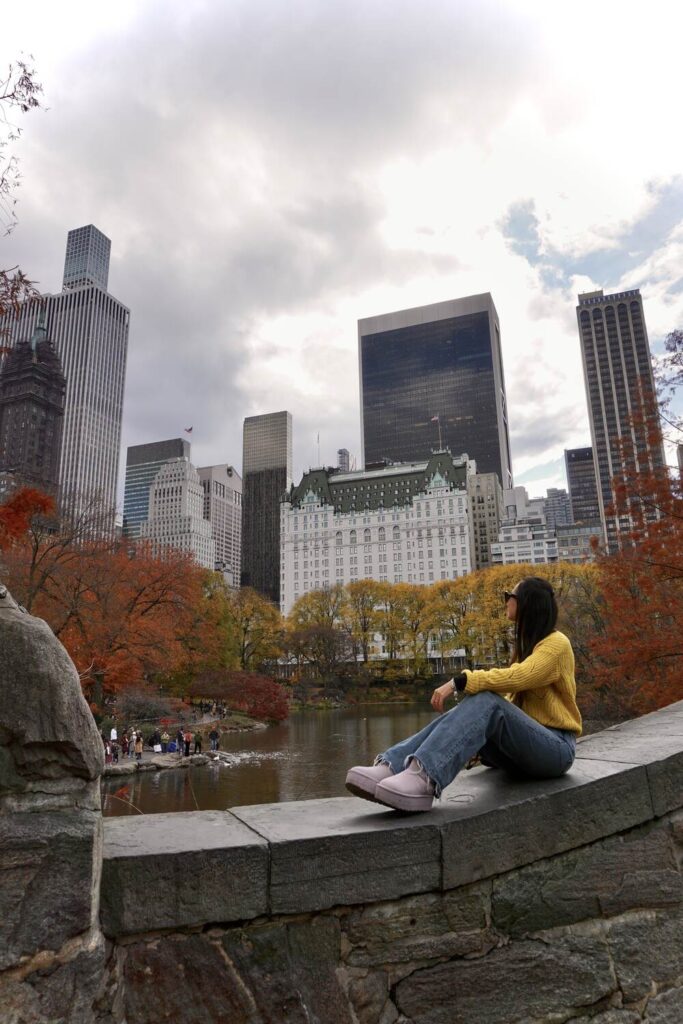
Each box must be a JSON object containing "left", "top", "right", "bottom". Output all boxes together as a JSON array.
[
  {"left": 337, "top": 448, "right": 350, "bottom": 473},
  {"left": 197, "top": 463, "right": 242, "bottom": 584},
  {"left": 62, "top": 225, "right": 111, "bottom": 291},
  {"left": 0, "top": 314, "right": 65, "bottom": 499},
  {"left": 140, "top": 457, "right": 215, "bottom": 569},
  {"left": 1, "top": 227, "right": 129, "bottom": 522},
  {"left": 242, "top": 411, "right": 292, "bottom": 603},
  {"left": 358, "top": 294, "right": 512, "bottom": 487},
  {"left": 564, "top": 447, "right": 601, "bottom": 525},
  {"left": 122, "top": 438, "right": 190, "bottom": 539},
  {"left": 576, "top": 288, "right": 664, "bottom": 551}
]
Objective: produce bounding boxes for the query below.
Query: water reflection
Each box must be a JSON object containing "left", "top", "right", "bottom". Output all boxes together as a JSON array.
[{"left": 102, "top": 704, "right": 436, "bottom": 816}]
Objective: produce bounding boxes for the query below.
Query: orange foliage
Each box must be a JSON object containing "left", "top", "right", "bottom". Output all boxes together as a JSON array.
[
  {"left": 588, "top": 397, "right": 683, "bottom": 718},
  {"left": 5, "top": 531, "right": 207, "bottom": 707},
  {"left": 0, "top": 487, "right": 53, "bottom": 549}
]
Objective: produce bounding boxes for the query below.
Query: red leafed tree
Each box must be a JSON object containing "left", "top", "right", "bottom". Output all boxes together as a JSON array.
[
  {"left": 587, "top": 358, "right": 683, "bottom": 719},
  {"left": 53, "top": 543, "right": 207, "bottom": 709},
  {"left": 0, "top": 487, "right": 53, "bottom": 550},
  {"left": 188, "top": 669, "right": 289, "bottom": 723}
]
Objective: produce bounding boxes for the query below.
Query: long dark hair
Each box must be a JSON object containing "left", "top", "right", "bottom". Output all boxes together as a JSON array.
[{"left": 512, "top": 577, "right": 558, "bottom": 663}]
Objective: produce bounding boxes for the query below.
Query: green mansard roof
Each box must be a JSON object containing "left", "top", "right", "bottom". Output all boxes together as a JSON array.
[{"left": 285, "top": 451, "right": 468, "bottom": 513}]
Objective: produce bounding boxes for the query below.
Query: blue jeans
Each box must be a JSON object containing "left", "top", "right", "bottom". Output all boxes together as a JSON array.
[{"left": 377, "top": 692, "right": 577, "bottom": 797}]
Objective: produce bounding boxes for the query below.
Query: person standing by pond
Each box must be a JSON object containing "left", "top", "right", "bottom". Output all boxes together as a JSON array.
[
  {"left": 134, "top": 731, "right": 143, "bottom": 762},
  {"left": 194, "top": 731, "right": 203, "bottom": 754},
  {"left": 209, "top": 726, "right": 220, "bottom": 751},
  {"left": 346, "top": 577, "right": 582, "bottom": 813},
  {"left": 183, "top": 729, "right": 192, "bottom": 757}
]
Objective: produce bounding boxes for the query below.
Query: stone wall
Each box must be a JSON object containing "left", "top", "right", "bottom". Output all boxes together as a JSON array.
[{"left": 1, "top": 594, "right": 682, "bottom": 1023}]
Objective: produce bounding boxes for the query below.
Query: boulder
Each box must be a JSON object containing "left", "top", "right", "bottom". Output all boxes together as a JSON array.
[{"left": 0, "top": 588, "right": 103, "bottom": 802}]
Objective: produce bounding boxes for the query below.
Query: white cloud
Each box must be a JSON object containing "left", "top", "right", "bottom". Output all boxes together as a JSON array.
[{"left": 2, "top": 0, "right": 682, "bottom": 501}]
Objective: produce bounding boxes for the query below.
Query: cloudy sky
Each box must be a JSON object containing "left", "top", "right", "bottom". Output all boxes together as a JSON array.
[{"left": 4, "top": 0, "right": 683, "bottom": 504}]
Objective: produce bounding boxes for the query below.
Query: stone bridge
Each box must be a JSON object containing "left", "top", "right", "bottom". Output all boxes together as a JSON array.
[{"left": 1, "top": 590, "right": 682, "bottom": 1023}]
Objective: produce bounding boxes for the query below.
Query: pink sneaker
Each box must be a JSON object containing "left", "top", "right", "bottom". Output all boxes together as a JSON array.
[
  {"left": 374, "top": 760, "right": 435, "bottom": 812},
  {"left": 345, "top": 762, "right": 394, "bottom": 803}
]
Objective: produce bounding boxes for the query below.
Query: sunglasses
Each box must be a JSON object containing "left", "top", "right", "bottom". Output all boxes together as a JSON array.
[{"left": 503, "top": 591, "right": 518, "bottom": 603}]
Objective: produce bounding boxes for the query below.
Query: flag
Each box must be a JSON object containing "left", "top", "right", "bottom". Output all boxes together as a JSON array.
[
  {"left": 431, "top": 415, "right": 439, "bottom": 422},
  {"left": 184, "top": 426, "right": 193, "bottom": 434}
]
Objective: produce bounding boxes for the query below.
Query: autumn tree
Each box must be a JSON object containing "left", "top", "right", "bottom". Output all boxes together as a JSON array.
[
  {"left": 586, "top": 383, "right": 682, "bottom": 718},
  {"left": 344, "top": 579, "right": 382, "bottom": 663},
  {"left": 286, "top": 584, "right": 353, "bottom": 681},
  {"left": 375, "top": 581, "right": 406, "bottom": 662},
  {"left": 188, "top": 670, "right": 288, "bottom": 723},
  {"left": 56, "top": 543, "right": 207, "bottom": 709},
  {"left": 0, "top": 486, "right": 53, "bottom": 551},
  {"left": 426, "top": 576, "right": 472, "bottom": 671},
  {"left": 222, "top": 587, "right": 283, "bottom": 671}
]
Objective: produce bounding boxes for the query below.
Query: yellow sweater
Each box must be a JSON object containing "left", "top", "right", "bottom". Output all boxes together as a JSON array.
[{"left": 463, "top": 630, "right": 582, "bottom": 736}]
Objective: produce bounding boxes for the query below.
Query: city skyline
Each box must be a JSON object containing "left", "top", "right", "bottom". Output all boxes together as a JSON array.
[{"left": 2, "top": 2, "right": 682, "bottom": 508}]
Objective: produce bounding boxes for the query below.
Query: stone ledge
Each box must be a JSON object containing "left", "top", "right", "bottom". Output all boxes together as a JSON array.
[
  {"left": 100, "top": 811, "right": 269, "bottom": 936},
  {"left": 101, "top": 700, "right": 683, "bottom": 935}
]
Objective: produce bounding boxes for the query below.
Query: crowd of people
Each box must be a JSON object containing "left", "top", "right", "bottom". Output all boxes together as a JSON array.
[{"left": 100, "top": 722, "right": 225, "bottom": 764}]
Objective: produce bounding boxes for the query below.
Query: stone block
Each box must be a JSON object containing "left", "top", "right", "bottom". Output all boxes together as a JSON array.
[
  {"left": 0, "top": 932, "right": 106, "bottom": 1024},
  {"left": 607, "top": 909, "right": 683, "bottom": 1002},
  {"left": 0, "top": 811, "right": 101, "bottom": 970},
  {"left": 438, "top": 757, "right": 654, "bottom": 890},
  {"left": 221, "top": 917, "right": 354, "bottom": 1023},
  {"left": 492, "top": 818, "right": 682, "bottom": 935},
  {"left": 346, "top": 969, "right": 390, "bottom": 1024},
  {"left": 343, "top": 884, "right": 493, "bottom": 966},
  {"left": 100, "top": 811, "right": 268, "bottom": 936},
  {"left": 576, "top": 706, "right": 683, "bottom": 817},
  {"left": 571, "top": 1013, "right": 640, "bottom": 1024},
  {"left": 0, "top": 595, "right": 103, "bottom": 793},
  {"left": 394, "top": 933, "right": 616, "bottom": 1024},
  {"left": 231, "top": 797, "right": 442, "bottom": 915},
  {"left": 121, "top": 933, "right": 255, "bottom": 1024},
  {"left": 645, "top": 987, "right": 683, "bottom": 1023}
]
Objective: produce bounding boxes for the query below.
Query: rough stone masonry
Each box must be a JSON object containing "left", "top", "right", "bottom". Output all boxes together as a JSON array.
[{"left": 1, "top": 591, "right": 682, "bottom": 1023}]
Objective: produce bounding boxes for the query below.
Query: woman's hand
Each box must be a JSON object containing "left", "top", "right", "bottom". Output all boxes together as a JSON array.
[{"left": 431, "top": 679, "right": 455, "bottom": 714}]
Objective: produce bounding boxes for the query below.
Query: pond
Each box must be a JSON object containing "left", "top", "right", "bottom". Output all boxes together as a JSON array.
[{"left": 101, "top": 704, "right": 437, "bottom": 816}]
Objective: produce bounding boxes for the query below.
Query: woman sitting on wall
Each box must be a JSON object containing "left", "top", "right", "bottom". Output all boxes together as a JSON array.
[{"left": 345, "top": 577, "right": 582, "bottom": 812}]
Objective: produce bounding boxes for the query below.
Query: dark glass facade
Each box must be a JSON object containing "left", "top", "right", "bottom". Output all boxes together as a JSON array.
[
  {"left": 564, "top": 447, "right": 600, "bottom": 525},
  {"left": 241, "top": 411, "right": 292, "bottom": 604},
  {"left": 241, "top": 466, "right": 288, "bottom": 603},
  {"left": 360, "top": 306, "right": 511, "bottom": 486}
]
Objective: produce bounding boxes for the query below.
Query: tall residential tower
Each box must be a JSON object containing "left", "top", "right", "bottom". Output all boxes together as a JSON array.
[
  {"left": 241, "top": 411, "right": 292, "bottom": 604},
  {"left": 358, "top": 294, "right": 512, "bottom": 487},
  {"left": 576, "top": 289, "right": 664, "bottom": 551},
  {"left": 1, "top": 226, "right": 129, "bottom": 523}
]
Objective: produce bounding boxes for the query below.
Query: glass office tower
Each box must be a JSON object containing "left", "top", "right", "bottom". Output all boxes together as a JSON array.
[
  {"left": 359, "top": 294, "right": 512, "bottom": 487},
  {"left": 564, "top": 447, "right": 601, "bottom": 525},
  {"left": 241, "top": 411, "right": 292, "bottom": 603}
]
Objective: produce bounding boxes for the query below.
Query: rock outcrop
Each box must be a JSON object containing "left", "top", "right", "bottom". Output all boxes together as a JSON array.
[{"left": 0, "top": 587, "right": 106, "bottom": 1023}]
